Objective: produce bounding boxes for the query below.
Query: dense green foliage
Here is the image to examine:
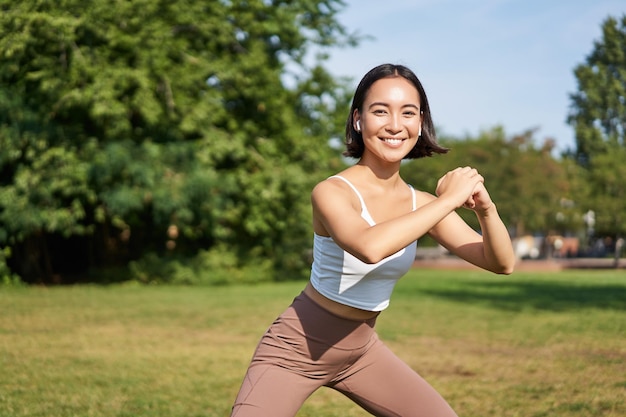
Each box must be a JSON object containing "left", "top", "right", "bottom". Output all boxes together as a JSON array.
[
  {"left": 568, "top": 14, "right": 626, "bottom": 238},
  {"left": 0, "top": 3, "right": 624, "bottom": 284},
  {"left": 0, "top": 0, "right": 354, "bottom": 284}
]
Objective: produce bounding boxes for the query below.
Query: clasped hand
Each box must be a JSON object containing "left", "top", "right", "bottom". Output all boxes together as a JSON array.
[{"left": 435, "top": 166, "right": 493, "bottom": 212}]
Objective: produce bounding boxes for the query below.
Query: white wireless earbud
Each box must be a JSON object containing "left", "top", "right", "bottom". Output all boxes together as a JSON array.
[
  {"left": 356, "top": 120, "right": 361, "bottom": 132},
  {"left": 418, "top": 127, "right": 422, "bottom": 137}
]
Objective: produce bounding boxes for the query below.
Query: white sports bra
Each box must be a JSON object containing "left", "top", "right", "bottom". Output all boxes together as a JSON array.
[{"left": 309, "top": 176, "right": 418, "bottom": 311}]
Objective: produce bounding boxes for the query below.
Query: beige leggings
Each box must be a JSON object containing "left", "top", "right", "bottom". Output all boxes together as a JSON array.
[{"left": 230, "top": 292, "right": 458, "bottom": 417}]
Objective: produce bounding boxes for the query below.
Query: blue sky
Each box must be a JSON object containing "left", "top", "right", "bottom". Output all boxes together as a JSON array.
[{"left": 323, "top": 0, "right": 625, "bottom": 153}]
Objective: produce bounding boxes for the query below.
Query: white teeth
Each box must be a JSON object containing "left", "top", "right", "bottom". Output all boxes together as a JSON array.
[{"left": 383, "top": 138, "right": 403, "bottom": 145}]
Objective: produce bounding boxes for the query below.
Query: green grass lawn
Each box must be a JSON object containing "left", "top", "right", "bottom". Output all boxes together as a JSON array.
[{"left": 1, "top": 269, "right": 625, "bottom": 417}]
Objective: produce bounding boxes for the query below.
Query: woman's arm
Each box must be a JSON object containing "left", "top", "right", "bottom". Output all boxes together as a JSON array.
[
  {"left": 430, "top": 179, "right": 515, "bottom": 274},
  {"left": 312, "top": 168, "right": 485, "bottom": 264}
]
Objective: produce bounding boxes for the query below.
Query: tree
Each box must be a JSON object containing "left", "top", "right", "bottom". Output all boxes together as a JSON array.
[
  {"left": 0, "top": 0, "right": 356, "bottom": 284},
  {"left": 567, "top": 14, "right": 626, "bottom": 247}
]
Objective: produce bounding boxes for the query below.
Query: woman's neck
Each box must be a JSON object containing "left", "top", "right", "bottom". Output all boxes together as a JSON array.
[{"left": 353, "top": 160, "right": 403, "bottom": 189}]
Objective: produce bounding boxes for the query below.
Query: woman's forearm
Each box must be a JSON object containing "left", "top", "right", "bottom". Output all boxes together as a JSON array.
[{"left": 476, "top": 204, "right": 515, "bottom": 274}]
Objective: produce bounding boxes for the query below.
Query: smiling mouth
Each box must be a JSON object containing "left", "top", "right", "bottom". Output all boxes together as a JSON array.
[{"left": 381, "top": 138, "right": 405, "bottom": 145}]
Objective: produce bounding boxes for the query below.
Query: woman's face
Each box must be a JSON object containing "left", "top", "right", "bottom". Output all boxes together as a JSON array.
[{"left": 354, "top": 76, "right": 422, "bottom": 163}]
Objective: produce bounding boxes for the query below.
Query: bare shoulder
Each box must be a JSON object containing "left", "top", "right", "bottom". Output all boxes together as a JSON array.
[
  {"left": 311, "top": 176, "right": 354, "bottom": 206},
  {"left": 311, "top": 176, "right": 363, "bottom": 236}
]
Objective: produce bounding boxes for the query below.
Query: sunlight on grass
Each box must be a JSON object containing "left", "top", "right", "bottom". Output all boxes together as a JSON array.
[{"left": 1, "top": 270, "right": 625, "bottom": 416}]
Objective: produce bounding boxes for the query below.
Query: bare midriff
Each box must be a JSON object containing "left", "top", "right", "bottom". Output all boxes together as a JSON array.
[{"left": 304, "top": 282, "right": 380, "bottom": 321}]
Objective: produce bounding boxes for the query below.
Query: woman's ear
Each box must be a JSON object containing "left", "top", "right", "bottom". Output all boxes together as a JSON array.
[{"left": 353, "top": 109, "right": 361, "bottom": 132}]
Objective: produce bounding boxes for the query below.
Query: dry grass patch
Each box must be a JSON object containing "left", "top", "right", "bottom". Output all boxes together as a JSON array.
[{"left": 1, "top": 269, "right": 625, "bottom": 416}]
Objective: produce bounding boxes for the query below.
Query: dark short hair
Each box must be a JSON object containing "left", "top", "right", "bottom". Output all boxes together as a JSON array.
[{"left": 344, "top": 63, "right": 448, "bottom": 159}]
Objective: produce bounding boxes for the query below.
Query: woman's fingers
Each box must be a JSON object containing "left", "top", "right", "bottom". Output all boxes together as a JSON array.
[{"left": 436, "top": 167, "right": 485, "bottom": 208}]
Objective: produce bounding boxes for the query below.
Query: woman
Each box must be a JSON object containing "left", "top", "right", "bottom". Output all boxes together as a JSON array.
[{"left": 230, "top": 63, "right": 515, "bottom": 417}]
